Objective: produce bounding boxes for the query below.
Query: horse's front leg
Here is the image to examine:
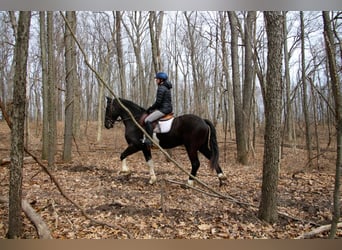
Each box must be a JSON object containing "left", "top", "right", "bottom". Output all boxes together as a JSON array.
[
  {"left": 142, "top": 147, "right": 156, "bottom": 185},
  {"left": 120, "top": 158, "right": 129, "bottom": 174},
  {"left": 119, "top": 144, "right": 140, "bottom": 174}
]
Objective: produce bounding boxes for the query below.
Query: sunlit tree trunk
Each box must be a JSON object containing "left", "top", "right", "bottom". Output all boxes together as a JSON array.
[{"left": 8, "top": 11, "right": 31, "bottom": 239}]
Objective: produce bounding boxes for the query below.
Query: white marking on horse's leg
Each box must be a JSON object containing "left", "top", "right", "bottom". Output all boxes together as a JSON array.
[
  {"left": 187, "top": 179, "right": 194, "bottom": 187},
  {"left": 147, "top": 159, "right": 157, "bottom": 184},
  {"left": 121, "top": 158, "right": 130, "bottom": 173},
  {"left": 218, "top": 173, "right": 227, "bottom": 180}
]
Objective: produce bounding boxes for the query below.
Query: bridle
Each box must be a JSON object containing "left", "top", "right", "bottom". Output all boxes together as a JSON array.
[
  {"left": 105, "top": 98, "right": 144, "bottom": 126},
  {"left": 105, "top": 98, "right": 116, "bottom": 127}
]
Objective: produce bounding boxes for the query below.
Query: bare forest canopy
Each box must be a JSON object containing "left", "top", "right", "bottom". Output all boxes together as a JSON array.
[
  {"left": 0, "top": 11, "right": 340, "bottom": 126},
  {"left": 0, "top": 11, "right": 342, "bottom": 239}
]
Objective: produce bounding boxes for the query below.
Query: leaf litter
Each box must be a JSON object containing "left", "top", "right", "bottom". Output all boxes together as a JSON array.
[{"left": 0, "top": 122, "right": 341, "bottom": 239}]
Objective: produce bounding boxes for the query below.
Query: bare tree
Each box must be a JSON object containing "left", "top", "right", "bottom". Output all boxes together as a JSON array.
[
  {"left": 39, "top": 12, "right": 49, "bottom": 160},
  {"left": 228, "top": 11, "right": 248, "bottom": 164},
  {"left": 300, "top": 11, "right": 313, "bottom": 167},
  {"left": 122, "top": 11, "right": 149, "bottom": 106},
  {"left": 63, "top": 11, "right": 76, "bottom": 161},
  {"left": 47, "top": 11, "right": 57, "bottom": 169},
  {"left": 219, "top": 12, "right": 234, "bottom": 139},
  {"left": 0, "top": 13, "right": 15, "bottom": 112},
  {"left": 8, "top": 11, "right": 31, "bottom": 239},
  {"left": 258, "top": 11, "right": 284, "bottom": 223},
  {"left": 322, "top": 10, "right": 341, "bottom": 239},
  {"left": 149, "top": 11, "right": 164, "bottom": 73},
  {"left": 283, "top": 12, "right": 295, "bottom": 143},
  {"left": 242, "top": 11, "right": 257, "bottom": 163},
  {"left": 113, "top": 11, "right": 127, "bottom": 98},
  {"left": 183, "top": 12, "right": 199, "bottom": 114}
]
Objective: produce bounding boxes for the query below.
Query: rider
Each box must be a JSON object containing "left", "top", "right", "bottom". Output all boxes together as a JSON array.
[{"left": 143, "top": 71, "right": 173, "bottom": 147}]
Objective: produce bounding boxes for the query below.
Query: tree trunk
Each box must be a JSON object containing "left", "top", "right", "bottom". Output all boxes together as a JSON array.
[
  {"left": 228, "top": 11, "right": 247, "bottom": 164},
  {"left": 300, "top": 11, "right": 313, "bottom": 167},
  {"left": 283, "top": 12, "right": 294, "bottom": 143},
  {"left": 97, "top": 77, "right": 104, "bottom": 142},
  {"left": 122, "top": 11, "right": 148, "bottom": 106},
  {"left": 149, "top": 11, "right": 164, "bottom": 73},
  {"left": 322, "top": 10, "right": 341, "bottom": 239},
  {"left": 47, "top": 11, "right": 57, "bottom": 169},
  {"left": 8, "top": 11, "right": 31, "bottom": 239},
  {"left": 258, "top": 11, "right": 284, "bottom": 223},
  {"left": 63, "top": 11, "right": 76, "bottom": 162},
  {"left": 220, "top": 12, "right": 234, "bottom": 141},
  {"left": 113, "top": 11, "right": 127, "bottom": 98},
  {"left": 184, "top": 12, "right": 201, "bottom": 116},
  {"left": 40, "top": 11, "right": 49, "bottom": 160},
  {"left": 242, "top": 11, "right": 256, "bottom": 164}
]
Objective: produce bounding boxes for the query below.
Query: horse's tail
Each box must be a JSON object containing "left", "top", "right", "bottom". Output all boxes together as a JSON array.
[{"left": 204, "top": 119, "right": 220, "bottom": 172}]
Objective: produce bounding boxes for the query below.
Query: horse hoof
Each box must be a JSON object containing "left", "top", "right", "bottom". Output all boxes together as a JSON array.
[
  {"left": 119, "top": 170, "right": 131, "bottom": 175},
  {"left": 186, "top": 179, "right": 194, "bottom": 187},
  {"left": 149, "top": 176, "right": 157, "bottom": 185},
  {"left": 218, "top": 173, "right": 227, "bottom": 180}
]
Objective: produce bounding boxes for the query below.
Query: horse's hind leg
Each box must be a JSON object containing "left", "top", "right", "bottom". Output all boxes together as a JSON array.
[
  {"left": 185, "top": 148, "right": 201, "bottom": 187},
  {"left": 142, "top": 147, "right": 156, "bottom": 185},
  {"left": 199, "top": 146, "right": 227, "bottom": 182}
]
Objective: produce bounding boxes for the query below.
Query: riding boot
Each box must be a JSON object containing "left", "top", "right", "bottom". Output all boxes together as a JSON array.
[{"left": 143, "top": 121, "right": 154, "bottom": 147}]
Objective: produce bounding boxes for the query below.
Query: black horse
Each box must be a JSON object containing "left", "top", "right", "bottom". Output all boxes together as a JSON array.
[{"left": 104, "top": 97, "right": 226, "bottom": 186}]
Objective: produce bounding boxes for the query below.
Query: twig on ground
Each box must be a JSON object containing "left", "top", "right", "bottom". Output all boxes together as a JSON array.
[{"left": 166, "top": 178, "right": 255, "bottom": 207}]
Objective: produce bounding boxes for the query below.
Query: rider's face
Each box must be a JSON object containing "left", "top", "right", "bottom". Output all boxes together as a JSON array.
[{"left": 155, "top": 78, "right": 162, "bottom": 85}]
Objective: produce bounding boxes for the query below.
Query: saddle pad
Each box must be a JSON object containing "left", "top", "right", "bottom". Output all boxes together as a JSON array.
[{"left": 158, "top": 117, "right": 174, "bottom": 133}]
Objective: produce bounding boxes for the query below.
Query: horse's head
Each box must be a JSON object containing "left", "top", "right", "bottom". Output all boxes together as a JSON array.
[{"left": 104, "top": 97, "right": 120, "bottom": 129}]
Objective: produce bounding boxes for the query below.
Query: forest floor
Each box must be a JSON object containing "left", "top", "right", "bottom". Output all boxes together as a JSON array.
[{"left": 0, "top": 121, "right": 341, "bottom": 239}]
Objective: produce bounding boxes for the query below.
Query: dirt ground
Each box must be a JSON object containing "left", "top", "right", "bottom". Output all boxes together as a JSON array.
[{"left": 0, "top": 121, "right": 341, "bottom": 239}]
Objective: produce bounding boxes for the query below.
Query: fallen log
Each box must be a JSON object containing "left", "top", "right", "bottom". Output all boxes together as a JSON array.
[
  {"left": 0, "top": 196, "right": 53, "bottom": 239},
  {"left": 295, "top": 222, "right": 342, "bottom": 239}
]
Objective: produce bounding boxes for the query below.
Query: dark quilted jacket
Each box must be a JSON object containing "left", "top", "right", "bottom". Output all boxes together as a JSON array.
[{"left": 150, "top": 80, "right": 173, "bottom": 114}]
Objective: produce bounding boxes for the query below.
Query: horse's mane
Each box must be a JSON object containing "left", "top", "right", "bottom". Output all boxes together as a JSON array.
[{"left": 116, "top": 98, "right": 146, "bottom": 115}]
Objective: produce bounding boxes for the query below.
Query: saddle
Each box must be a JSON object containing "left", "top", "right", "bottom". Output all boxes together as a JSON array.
[{"left": 140, "top": 113, "right": 174, "bottom": 133}]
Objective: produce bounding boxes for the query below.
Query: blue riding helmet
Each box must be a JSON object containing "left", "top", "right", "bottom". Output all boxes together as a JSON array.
[{"left": 155, "top": 72, "right": 168, "bottom": 80}]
